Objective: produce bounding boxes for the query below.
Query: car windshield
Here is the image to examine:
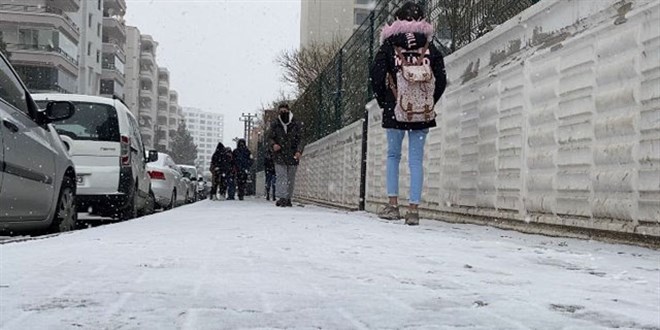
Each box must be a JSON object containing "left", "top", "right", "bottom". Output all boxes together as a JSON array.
[{"left": 36, "top": 101, "right": 120, "bottom": 142}]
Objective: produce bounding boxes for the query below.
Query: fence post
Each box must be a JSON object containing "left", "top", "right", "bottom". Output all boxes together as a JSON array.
[
  {"left": 316, "top": 75, "right": 323, "bottom": 140},
  {"left": 334, "top": 49, "right": 343, "bottom": 131},
  {"left": 359, "top": 12, "right": 375, "bottom": 211}
]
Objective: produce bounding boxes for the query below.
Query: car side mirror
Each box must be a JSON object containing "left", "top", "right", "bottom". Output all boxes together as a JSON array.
[
  {"left": 147, "top": 150, "right": 159, "bottom": 163},
  {"left": 45, "top": 101, "right": 75, "bottom": 122}
]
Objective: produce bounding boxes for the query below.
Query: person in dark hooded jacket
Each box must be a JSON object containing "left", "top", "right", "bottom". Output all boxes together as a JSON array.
[
  {"left": 209, "top": 142, "right": 226, "bottom": 200},
  {"left": 370, "top": 2, "right": 447, "bottom": 225},
  {"left": 268, "top": 103, "right": 303, "bottom": 207},
  {"left": 233, "top": 139, "right": 253, "bottom": 200}
]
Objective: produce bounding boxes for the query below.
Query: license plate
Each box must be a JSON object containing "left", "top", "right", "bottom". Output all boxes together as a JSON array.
[{"left": 76, "top": 175, "right": 84, "bottom": 185}]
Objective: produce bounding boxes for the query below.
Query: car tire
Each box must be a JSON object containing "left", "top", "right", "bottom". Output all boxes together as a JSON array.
[
  {"left": 119, "top": 186, "right": 138, "bottom": 221},
  {"left": 140, "top": 189, "right": 156, "bottom": 216},
  {"left": 48, "top": 176, "right": 77, "bottom": 233},
  {"left": 166, "top": 190, "right": 176, "bottom": 210}
]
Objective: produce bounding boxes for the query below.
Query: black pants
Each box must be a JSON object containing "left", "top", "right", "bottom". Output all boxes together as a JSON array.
[
  {"left": 236, "top": 170, "right": 248, "bottom": 199},
  {"left": 210, "top": 171, "right": 228, "bottom": 197}
]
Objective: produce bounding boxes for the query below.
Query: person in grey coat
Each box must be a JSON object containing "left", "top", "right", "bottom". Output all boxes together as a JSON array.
[{"left": 268, "top": 103, "right": 303, "bottom": 207}]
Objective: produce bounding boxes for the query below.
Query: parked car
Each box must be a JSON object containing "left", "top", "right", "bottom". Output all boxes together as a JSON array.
[
  {"left": 0, "top": 53, "right": 78, "bottom": 233},
  {"left": 179, "top": 165, "right": 199, "bottom": 202},
  {"left": 196, "top": 176, "right": 209, "bottom": 200},
  {"left": 33, "top": 94, "right": 157, "bottom": 220},
  {"left": 147, "top": 153, "right": 189, "bottom": 209}
]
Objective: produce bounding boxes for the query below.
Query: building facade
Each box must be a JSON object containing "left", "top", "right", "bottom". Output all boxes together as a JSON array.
[
  {"left": 74, "top": 0, "right": 103, "bottom": 95},
  {"left": 100, "top": 0, "right": 126, "bottom": 99},
  {"left": 182, "top": 107, "right": 224, "bottom": 174},
  {"left": 0, "top": 0, "right": 82, "bottom": 93},
  {"left": 300, "top": 0, "right": 374, "bottom": 47}
]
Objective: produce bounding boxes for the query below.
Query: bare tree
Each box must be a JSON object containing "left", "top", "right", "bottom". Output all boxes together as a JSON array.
[{"left": 275, "top": 38, "right": 342, "bottom": 94}]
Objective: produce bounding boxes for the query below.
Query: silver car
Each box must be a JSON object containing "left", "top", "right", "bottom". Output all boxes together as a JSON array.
[{"left": 0, "top": 53, "right": 78, "bottom": 233}]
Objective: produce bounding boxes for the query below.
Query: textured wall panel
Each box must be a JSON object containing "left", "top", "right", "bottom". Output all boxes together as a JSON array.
[{"left": 291, "top": 0, "right": 660, "bottom": 238}]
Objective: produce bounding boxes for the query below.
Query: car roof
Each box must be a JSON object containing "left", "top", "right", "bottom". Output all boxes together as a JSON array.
[
  {"left": 179, "top": 165, "right": 196, "bottom": 169},
  {"left": 33, "top": 93, "right": 118, "bottom": 107}
]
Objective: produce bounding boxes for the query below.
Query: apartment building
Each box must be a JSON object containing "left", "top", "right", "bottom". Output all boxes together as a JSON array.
[
  {"left": 100, "top": 0, "right": 127, "bottom": 99},
  {"left": 124, "top": 30, "right": 158, "bottom": 148},
  {"left": 74, "top": 0, "right": 103, "bottom": 95},
  {"left": 168, "top": 90, "right": 181, "bottom": 148},
  {"left": 0, "top": 0, "right": 82, "bottom": 93},
  {"left": 182, "top": 107, "right": 225, "bottom": 174},
  {"left": 155, "top": 67, "right": 170, "bottom": 151},
  {"left": 300, "top": 0, "right": 374, "bottom": 47}
]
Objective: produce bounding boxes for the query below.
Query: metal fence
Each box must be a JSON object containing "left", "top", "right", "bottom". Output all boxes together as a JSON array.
[{"left": 291, "top": 0, "right": 539, "bottom": 145}]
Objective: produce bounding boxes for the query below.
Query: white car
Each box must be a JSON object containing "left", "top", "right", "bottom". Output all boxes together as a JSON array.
[
  {"left": 33, "top": 94, "right": 157, "bottom": 220},
  {"left": 179, "top": 165, "right": 199, "bottom": 202},
  {"left": 147, "top": 153, "right": 189, "bottom": 209}
]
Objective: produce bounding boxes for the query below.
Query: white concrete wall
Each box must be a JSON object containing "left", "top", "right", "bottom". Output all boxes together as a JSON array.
[
  {"left": 298, "top": 0, "right": 660, "bottom": 239},
  {"left": 294, "top": 121, "right": 364, "bottom": 209}
]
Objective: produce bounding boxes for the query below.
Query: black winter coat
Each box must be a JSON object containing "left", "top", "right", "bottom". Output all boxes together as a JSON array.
[
  {"left": 210, "top": 143, "right": 228, "bottom": 173},
  {"left": 233, "top": 146, "right": 253, "bottom": 171},
  {"left": 370, "top": 27, "right": 447, "bottom": 130},
  {"left": 268, "top": 113, "right": 303, "bottom": 166}
]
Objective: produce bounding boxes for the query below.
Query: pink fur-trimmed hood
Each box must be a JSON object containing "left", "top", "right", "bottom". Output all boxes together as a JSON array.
[{"left": 380, "top": 20, "right": 434, "bottom": 44}]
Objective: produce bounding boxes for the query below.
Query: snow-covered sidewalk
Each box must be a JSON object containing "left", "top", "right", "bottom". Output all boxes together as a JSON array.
[{"left": 1, "top": 199, "right": 658, "bottom": 329}]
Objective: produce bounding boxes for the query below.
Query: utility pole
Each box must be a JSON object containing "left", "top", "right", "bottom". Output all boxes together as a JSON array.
[{"left": 239, "top": 113, "right": 257, "bottom": 146}]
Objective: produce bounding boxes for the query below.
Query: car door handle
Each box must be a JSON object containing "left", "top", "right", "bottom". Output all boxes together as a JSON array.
[{"left": 3, "top": 119, "right": 19, "bottom": 133}]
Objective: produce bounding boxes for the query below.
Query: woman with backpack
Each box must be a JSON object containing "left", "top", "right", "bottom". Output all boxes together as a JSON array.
[{"left": 370, "top": 2, "right": 447, "bottom": 225}]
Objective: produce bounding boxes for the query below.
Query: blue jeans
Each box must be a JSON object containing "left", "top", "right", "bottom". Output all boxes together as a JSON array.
[{"left": 386, "top": 128, "right": 429, "bottom": 204}]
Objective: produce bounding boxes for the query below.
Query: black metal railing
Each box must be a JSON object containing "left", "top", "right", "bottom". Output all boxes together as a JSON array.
[
  {"left": 0, "top": 4, "right": 80, "bottom": 34},
  {"left": 7, "top": 43, "right": 79, "bottom": 66}
]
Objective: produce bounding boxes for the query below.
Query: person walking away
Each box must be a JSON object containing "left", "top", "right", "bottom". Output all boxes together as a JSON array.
[
  {"left": 268, "top": 103, "right": 303, "bottom": 207},
  {"left": 225, "top": 147, "right": 237, "bottom": 200},
  {"left": 233, "top": 139, "right": 253, "bottom": 201},
  {"left": 209, "top": 142, "right": 226, "bottom": 200},
  {"left": 370, "top": 2, "right": 447, "bottom": 225},
  {"left": 264, "top": 148, "right": 276, "bottom": 201}
]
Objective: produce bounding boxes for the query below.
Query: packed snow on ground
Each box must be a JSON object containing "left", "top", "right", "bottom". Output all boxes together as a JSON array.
[{"left": 1, "top": 199, "right": 658, "bottom": 329}]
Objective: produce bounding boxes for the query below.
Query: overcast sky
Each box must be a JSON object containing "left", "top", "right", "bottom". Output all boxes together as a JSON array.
[{"left": 125, "top": 0, "right": 300, "bottom": 146}]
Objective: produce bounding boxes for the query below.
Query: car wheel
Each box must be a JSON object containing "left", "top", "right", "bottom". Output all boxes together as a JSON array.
[
  {"left": 185, "top": 191, "right": 189, "bottom": 204},
  {"left": 48, "top": 176, "right": 77, "bottom": 233},
  {"left": 141, "top": 189, "right": 156, "bottom": 215},
  {"left": 166, "top": 190, "right": 176, "bottom": 210},
  {"left": 119, "top": 186, "right": 138, "bottom": 220}
]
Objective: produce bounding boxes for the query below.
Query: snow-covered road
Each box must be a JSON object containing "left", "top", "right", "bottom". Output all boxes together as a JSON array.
[{"left": 1, "top": 199, "right": 658, "bottom": 329}]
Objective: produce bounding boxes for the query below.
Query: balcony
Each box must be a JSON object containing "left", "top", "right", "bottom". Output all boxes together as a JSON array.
[
  {"left": 169, "top": 90, "right": 178, "bottom": 103},
  {"left": 103, "top": 16, "right": 126, "bottom": 43},
  {"left": 101, "top": 63, "right": 125, "bottom": 86},
  {"left": 102, "top": 41, "right": 126, "bottom": 63},
  {"left": 158, "top": 94, "right": 169, "bottom": 105},
  {"left": 104, "top": 0, "right": 127, "bottom": 16},
  {"left": 7, "top": 43, "right": 79, "bottom": 76},
  {"left": 140, "top": 35, "right": 156, "bottom": 49},
  {"left": 51, "top": 0, "right": 81, "bottom": 12},
  {"left": 169, "top": 105, "right": 179, "bottom": 115},
  {"left": 140, "top": 88, "right": 153, "bottom": 101},
  {"left": 0, "top": 4, "right": 80, "bottom": 40},
  {"left": 158, "top": 79, "right": 169, "bottom": 91},
  {"left": 140, "top": 51, "right": 155, "bottom": 66},
  {"left": 139, "top": 70, "right": 153, "bottom": 83}
]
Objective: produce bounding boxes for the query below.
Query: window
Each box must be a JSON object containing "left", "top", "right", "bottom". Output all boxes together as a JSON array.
[
  {"left": 98, "top": 0, "right": 102, "bottom": 10},
  {"left": 97, "top": 23, "right": 102, "bottom": 37},
  {"left": 33, "top": 102, "right": 120, "bottom": 142},
  {"left": 0, "top": 58, "right": 29, "bottom": 114},
  {"left": 88, "top": 14, "right": 93, "bottom": 28},
  {"left": 96, "top": 50, "right": 101, "bottom": 63},
  {"left": 88, "top": 42, "right": 92, "bottom": 56}
]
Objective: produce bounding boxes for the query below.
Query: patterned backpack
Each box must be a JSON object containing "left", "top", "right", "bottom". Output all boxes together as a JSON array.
[{"left": 389, "top": 44, "right": 436, "bottom": 123}]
